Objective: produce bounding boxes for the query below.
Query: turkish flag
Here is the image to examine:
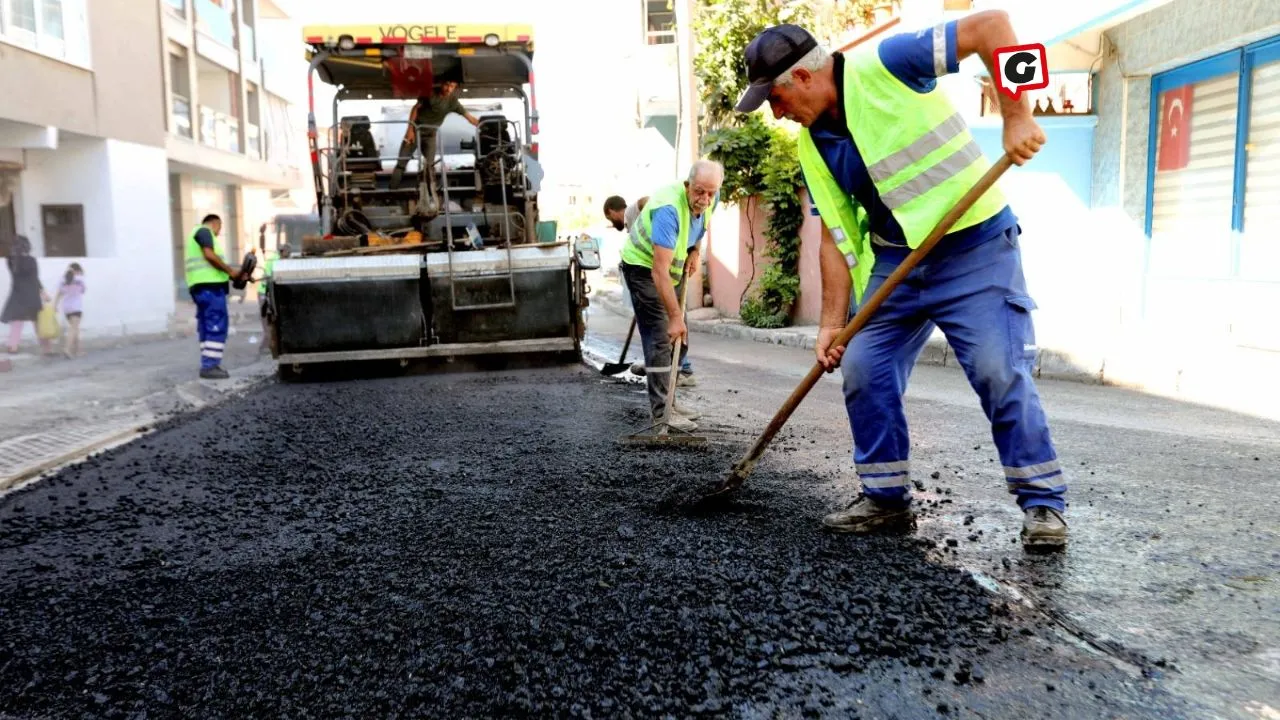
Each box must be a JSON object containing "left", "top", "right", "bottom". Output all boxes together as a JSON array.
[
  {"left": 1157, "top": 85, "right": 1194, "bottom": 172},
  {"left": 383, "top": 57, "right": 434, "bottom": 99}
]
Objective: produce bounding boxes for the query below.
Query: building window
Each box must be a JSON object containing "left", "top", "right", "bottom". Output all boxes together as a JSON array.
[
  {"left": 41, "top": 204, "right": 85, "bottom": 257},
  {"left": 246, "top": 84, "right": 261, "bottom": 159},
  {"left": 40, "top": 0, "right": 61, "bottom": 39},
  {"left": 1240, "top": 51, "right": 1280, "bottom": 282},
  {"left": 1148, "top": 68, "right": 1239, "bottom": 279},
  {"left": 8, "top": 0, "right": 35, "bottom": 33},
  {"left": 0, "top": 0, "right": 88, "bottom": 67},
  {"left": 645, "top": 0, "right": 675, "bottom": 45},
  {"left": 170, "top": 50, "right": 193, "bottom": 138},
  {"left": 1143, "top": 35, "right": 1280, "bottom": 347},
  {"left": 164, "top": 0, "right": 185, "bottom": 17},
  {"left": 195, "top": 0, "right": 236, "bottom": 47}
]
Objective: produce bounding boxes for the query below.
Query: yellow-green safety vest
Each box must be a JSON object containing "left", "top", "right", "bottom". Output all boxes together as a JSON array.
[
  {"left": 797, "top": 45, "right": 1008, "bottom": 304},
  {"left": 258, "top": 251, "right": 278, "bottom": 295},
  {"left": 184, "top": 225, "right": 230, "bottom": 288},
  {"left": 620, "top": 181, "right": 716, "bottom": 285}
]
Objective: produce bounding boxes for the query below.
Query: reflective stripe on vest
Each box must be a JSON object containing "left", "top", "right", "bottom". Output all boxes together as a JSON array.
[
  {"left": 620, "top": 181, "right": 703, "bottom": 284},
  {"left": 796, "top": 44, "right": 1008, "bottom": 302},
  {"left": 840, "top": 44, "right": 1007, "bottom": 245},
  {"left": 258, "top": 253, "right": 277, "bottom": 294},
  {"left": 798, "top": 137, "right": 874, "bottom": 303},
  {"left": 184, "top": 226, "right": 230, "bottom": 287}
]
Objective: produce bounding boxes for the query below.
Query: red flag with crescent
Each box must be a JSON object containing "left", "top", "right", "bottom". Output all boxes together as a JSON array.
[
  {"left": 384, "top": 57, "right": 434, "bottom": 99},
  {"left": 1157, "top": 85, "right": 1194, "bottom": 172}
]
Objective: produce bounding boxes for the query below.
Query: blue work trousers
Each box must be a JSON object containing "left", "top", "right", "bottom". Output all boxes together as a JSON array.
[
  {"left": 841, "top": 227, "right": 1066, "bottom": 513},
  {"left": 192, "top": 286, "right": 229, "bottom": 370}
]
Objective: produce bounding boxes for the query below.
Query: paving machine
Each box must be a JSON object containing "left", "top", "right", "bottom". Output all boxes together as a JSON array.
[{"left": 266, "top": 24, "right": 598, "bottom": 378}]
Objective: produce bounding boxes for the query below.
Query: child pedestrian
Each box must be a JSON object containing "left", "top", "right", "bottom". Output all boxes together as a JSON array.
[{"left": 54, "top": 262, "right": 85, "bottom": 358}]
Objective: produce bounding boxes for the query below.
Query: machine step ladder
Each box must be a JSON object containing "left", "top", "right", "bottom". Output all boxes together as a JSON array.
[{"left": 435, "top": 125, "right": 518, "bottom": 311}]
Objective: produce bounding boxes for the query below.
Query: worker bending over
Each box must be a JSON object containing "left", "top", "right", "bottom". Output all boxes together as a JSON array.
[
  {"left": 604, "top": 194, "right": 698, "bottom": 387},
  {"left": 735, "top": 14, "right": 1067, "bottom": 551},
  {"left": 618, "top": 161, "right": 722, "bottom": 432}
]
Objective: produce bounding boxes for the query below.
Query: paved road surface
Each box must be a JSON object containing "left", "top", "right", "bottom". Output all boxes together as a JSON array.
[{"left": 0, "top": 306, "right": 1274, "bottom": 718}]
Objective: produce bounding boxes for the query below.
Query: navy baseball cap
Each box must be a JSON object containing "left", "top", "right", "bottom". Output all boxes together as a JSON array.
[{"left": 735, "top": 24, "right": 819, "bottom": 112}]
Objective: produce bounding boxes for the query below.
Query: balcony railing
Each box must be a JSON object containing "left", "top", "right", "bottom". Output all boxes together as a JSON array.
[
  {"left": 646, "top": 30, "right": 675, "bottom": 45},
  {"left": 171, "top": 94, "right": 193, "bottom": 138},
  {"left": 241, "top": 25, "right": 255, "bottom": 60},
  {"left": 194, "top": 0, "right": 234, "bottom": 47},
  {"left": 199, "top": 106, "right": 240, "bottom": 153}
]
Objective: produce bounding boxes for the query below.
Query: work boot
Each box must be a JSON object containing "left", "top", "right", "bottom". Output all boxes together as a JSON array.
[
  {"left": 630, "top": 362, "right": 646, "bottom": 376},
  {"left": 672, "top": 399, "right": 701, "bottom": 420},
  {"left": 677, "top": 371, "right": 697, "bottom": 387},
  {"left": 822, "top": 494, "right": 916, "bottom": 534},
  {"left": 655, "top": 412, "right": 698, "bottom": 433},
  {"left": 1021, "top": 507, "right": 1068, "bottom": 552},
  {"left": 200, "top": 366, "right": 230, "bottom": 380}
]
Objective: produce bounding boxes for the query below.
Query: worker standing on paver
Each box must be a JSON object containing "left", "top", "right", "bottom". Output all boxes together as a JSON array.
[
  {"left": 389, "top": 74, "right": 480, "bottom": 202},
  {"left": 618, "top": 161, "right": 722, "bottom": 431},
  {"left": 734, "top": 14, "right": 1068, "bottom": 551},
  {"left": 184, "top": 214, "right": 244, "bottom": 380},
  {"left": 604, "top": 194, "right": 698, "bottom": 387}
]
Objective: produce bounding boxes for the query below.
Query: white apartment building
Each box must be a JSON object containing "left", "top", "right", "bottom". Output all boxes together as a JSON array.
[{"left": 0, "top": 0, "right": 306, "bottom": 341}]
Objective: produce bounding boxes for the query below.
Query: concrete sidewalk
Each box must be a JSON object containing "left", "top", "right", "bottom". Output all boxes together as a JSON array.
[
  {"left": 590, "top": 281, "right": 1280, "bottom": 422},
  {"left": 0, "top": 317, "right": 275, "bottom": 493}
]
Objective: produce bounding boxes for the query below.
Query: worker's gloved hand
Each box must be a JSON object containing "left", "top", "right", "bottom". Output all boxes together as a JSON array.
[{"left": 816, "top": 326, "right": 845, "bottom": 373}]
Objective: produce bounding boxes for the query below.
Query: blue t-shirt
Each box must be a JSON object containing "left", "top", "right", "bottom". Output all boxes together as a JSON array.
[
  {"left": 189, "top": 226, "right": 230, "bottom": 293},
  {"left": 194, "top": 227, "right": 216, "bottom": 249},
  {"left": 806, "top": 21, "right": 1017, "bottom": 265},
  {"left": 650, "top": 199, "right": 715, "bottom": 252}
]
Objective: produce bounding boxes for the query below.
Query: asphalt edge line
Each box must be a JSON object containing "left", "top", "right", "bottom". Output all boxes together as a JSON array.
[
  {"left": 962, "top": 565, "right": 1157, "bottom": 679},
  {"left": 0, "top": 425, "right": 151, "bottom": 498},
  {"left": 0, "top": 366, "right": 276, "bottom": 499}
]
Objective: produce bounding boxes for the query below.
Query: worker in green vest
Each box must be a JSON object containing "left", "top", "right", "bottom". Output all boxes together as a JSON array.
[
  {"left": 619, "top": 160, "right": 723, "bottom": 432},
  {"left": 256, "top": 222, "right": 282, "bottom": 354},
  {"left": 734, "top": 16, "right": 1067, "bottom": 552},
  {"left": 184, "top": 213, "right": 246, "bottom": 380}
]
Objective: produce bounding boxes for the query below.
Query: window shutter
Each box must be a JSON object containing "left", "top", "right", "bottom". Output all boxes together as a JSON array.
[
  {"left": 1240, "top": 57, "right": 1280, "bottom": 281},
  {"left": 1149, "top": 72, "right": 1240, "bottom": 279}
]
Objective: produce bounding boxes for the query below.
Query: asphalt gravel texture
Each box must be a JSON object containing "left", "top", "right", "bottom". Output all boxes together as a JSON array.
[{"left": 1, "top": 364, "right": 1199, "bottom": 718}]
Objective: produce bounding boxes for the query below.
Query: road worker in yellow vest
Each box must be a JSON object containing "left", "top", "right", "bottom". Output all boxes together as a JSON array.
[
  {"left": 604, "top": 193, "right": 699, "bottom": 386},
  {"left": 619, "top": 160, "right": 723, "bottom": 432},
  {"left": 184, "top": 213, "right": 248, "bottom": 380},
  {"left": 735, "top": 15, "right": 1067, "bottom": 552}
]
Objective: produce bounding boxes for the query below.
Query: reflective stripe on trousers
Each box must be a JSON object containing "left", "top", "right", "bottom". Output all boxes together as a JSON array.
[{"left": 839, "top": 229, "right": 1066, "bottom": 513}]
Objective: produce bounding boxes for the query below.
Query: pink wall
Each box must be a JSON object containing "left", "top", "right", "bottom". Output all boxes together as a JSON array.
[
  {"left": 795, "top": 190, "right": 824, "bottom": 325},
  {"left": 705, "top": 191, "right": 826, "bottom": 325}
]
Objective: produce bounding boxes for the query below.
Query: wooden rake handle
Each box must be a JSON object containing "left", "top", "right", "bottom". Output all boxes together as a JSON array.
[{"left": 726, "top": 154, "right": 1016, "bottom": 482}]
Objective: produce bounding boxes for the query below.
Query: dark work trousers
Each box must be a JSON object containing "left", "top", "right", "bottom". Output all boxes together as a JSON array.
[
  {"left": 625, "top": 267, "right": 690, "bottom": 375},
  {"left": 390, "top": 128, "right": 438, "bottom": 193},
  {"left": 621, "top": 261, "right": 681, "bottom": 419}
]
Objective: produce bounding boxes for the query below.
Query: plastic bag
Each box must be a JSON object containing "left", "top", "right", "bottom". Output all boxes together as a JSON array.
[{"left": 36, "top": 303, "right": 59, "bottom": 340}]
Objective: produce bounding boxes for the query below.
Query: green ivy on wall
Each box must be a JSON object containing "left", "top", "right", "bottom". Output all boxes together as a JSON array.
[{"left": 694, "top": 0, "right": 878, "bottom": 327}]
